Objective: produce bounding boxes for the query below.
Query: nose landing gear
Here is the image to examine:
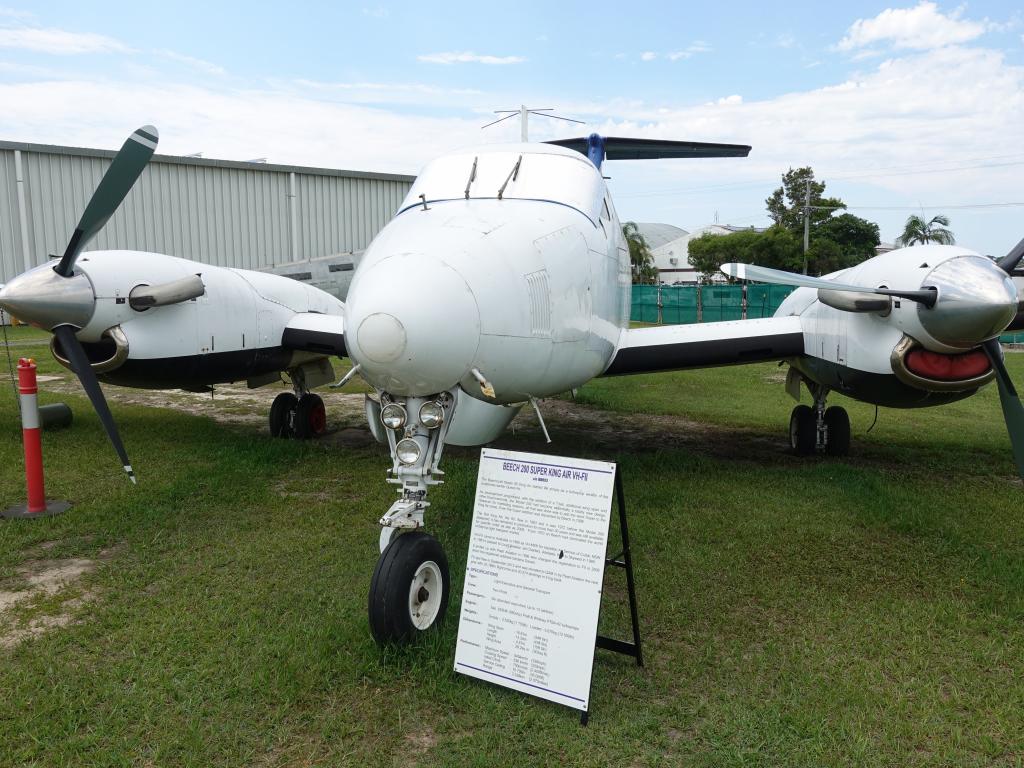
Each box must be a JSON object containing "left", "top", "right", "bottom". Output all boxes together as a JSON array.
[{"left": 368, "top": 390, "right": 457, "bottom": 644}]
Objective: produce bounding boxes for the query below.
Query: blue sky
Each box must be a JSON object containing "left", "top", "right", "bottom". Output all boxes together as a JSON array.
[{"left": 1, "top": 1, "right": 1023, "bottom": 254}]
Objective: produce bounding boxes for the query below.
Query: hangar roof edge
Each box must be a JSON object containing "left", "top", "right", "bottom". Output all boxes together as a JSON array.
[{"left": 0, "top": 139, "right": 416, "bottom": 183}]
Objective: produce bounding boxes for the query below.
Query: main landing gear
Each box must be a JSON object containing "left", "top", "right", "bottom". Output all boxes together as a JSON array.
[
  {"left": 789, "top": 386, "right": 850, "bottom": 456},
  {"left": 366, "top": 390, "right": 458, "bottom": 645},
  {"left": 269, "top": 391, "right": 326, "bottom": 439}
]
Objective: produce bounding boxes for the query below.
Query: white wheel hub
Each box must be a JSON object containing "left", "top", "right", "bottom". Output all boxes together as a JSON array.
[{"left": 408, "top": 560, "right": 443, "bottom": 630}]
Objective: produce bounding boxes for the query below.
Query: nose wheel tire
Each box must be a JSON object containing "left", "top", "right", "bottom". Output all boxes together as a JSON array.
[
  {"left": 368, "top": 531, "right": 450, "bottom": 645},
  {"left": 294, "top": 393, "right": 326, "bottom": 439},
  {"left": 269, "top": 392, "right": 298, "bottom": 438},
  {"left": 789, "top": 404, "right": 816, "bottom": 455},
  {"left": 824, "top": 406, "right": 851, "bottom": 456}
]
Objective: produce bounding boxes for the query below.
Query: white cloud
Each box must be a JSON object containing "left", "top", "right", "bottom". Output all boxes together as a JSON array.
[
  {"left": 417, "top": 51, "right": 525, "bottom": 65},
  {"left": 361, "top": 6, "right": 389, "bottom": 18},
  {"left": 0, "top": 80, "right": 491, "bottom": 174},
  {"left": 0, "top": 6, "right": 33, "bottom": 20},
  {"left": 0, "top": 26, "right": 131, "bottom": 54},
  {"left": 0, "top": 24, "right": 1021, "bottom": 253},
  {"left": 667, "top": 41, "right": 712, "bottom": 60},
  {"left": 154, "top": 50, "right": 225, "bottom": 76},
  {"left": 640, "top": 51, "right": 657, "bottom": 61},
  {"left": 837, "top": 1, "right": 986, "bottom": 51}
]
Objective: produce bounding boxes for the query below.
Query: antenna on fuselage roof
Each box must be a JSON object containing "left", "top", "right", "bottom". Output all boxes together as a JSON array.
[{"left": 481, "top": 105, "right": 584, "bottom": 142}]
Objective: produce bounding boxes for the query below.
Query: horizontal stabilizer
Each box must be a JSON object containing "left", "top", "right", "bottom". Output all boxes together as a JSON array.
[{"left": 548, "top": 136, "right": 751, "bottom": 161}]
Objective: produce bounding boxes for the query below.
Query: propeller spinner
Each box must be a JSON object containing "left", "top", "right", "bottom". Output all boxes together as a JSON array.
[{"left": 0, "top": 125, "right": 158, "bottom": 483}]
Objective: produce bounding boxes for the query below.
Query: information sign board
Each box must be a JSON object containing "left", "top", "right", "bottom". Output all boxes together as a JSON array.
[{"left": 454, "top": 448, "right": 616, "bottom": 712}]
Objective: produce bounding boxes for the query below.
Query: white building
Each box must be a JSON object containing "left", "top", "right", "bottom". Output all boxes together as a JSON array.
[{"left": 653, "top": 224, "right": 765, "bottom": 283}]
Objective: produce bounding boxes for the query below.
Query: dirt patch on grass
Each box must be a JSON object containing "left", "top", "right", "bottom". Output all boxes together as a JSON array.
[
  {"left": 0, "top": 545, "right": 121, "bottom": 649},
  {"left": 494, "top": 398, "right": 791, "bottom": 465},
  {"left": 29, "top": 371, "right": 868, "bottom": 469},
  {"left": 39, "top": 375, "right": 369, "bottom": 431}
]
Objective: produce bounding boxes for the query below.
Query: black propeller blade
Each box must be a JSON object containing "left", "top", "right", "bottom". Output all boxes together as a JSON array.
[
  {"left": 53, "top": 325, "right": 136, "bottom": 483},
  {"left": 54, "top": 125, "right": 159, "bottom": 278},
  {"left": 996, "top": 236, "right": 1024, "bottom": 275},
  {"left": 982, "top": 337, "right": 1024, "bottom": 480},
  {"left": 46, "top": 126, "right": 159, "bottom": 483}
]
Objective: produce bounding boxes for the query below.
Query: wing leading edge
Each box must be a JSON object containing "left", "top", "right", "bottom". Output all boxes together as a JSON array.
[
  {"left": 604, "top": 316, "right": 805, "bottom": 376},
  {"left": 281, "top": 312, "right": 347, "bottom": 356}
]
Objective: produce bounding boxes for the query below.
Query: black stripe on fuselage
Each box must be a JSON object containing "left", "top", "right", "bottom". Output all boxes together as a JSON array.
[
  {"left": 602, "top": 332, "right": 806, "bottom": 376},
  {"left": 97, "top": 347, "right": 294, "bottom": 390}
]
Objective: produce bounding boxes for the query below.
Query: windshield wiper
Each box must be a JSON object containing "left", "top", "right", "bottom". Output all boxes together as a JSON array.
[
  {"left": 497, "top": 155, "right": 522, "bottom": 200},
  {"left": 464, "top": 156, "right": 478, "bottom": 199}
]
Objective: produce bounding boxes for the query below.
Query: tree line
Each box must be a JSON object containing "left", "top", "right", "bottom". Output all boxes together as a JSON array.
[{"left": 623, "top": 167, "right": 956, "bottom": 283}]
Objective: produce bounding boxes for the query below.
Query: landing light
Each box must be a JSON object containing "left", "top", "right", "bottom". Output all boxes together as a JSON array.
[
  {"left": 381, "top": 403, "right": 407, "bottom": 430},
  {"left": 395, "top": 438, "right": 421, "bottom": 465},
  {"left": 419, "top": 401, "right": 444, "bottom": 429}
]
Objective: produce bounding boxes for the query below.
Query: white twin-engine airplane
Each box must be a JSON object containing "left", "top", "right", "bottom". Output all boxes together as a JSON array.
[{"left": 3, "top": 126, "right": 1024, "bottom": 644}]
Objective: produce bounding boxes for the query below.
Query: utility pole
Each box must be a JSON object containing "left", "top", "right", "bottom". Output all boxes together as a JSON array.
[
  {"left": 520, "top": 105, "right": 528, "bottom": 142},
  {"left": 802, "top": 178, "right": 810, "bottom": 275}
]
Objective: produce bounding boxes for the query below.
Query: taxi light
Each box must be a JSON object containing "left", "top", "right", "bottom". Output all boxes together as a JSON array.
[
  {"left": 395, "top": 438, "right": 421, "bottom": 465},
  {"left": 419, "top": 401, "right": 445, "bottom": 429},
  {"left": 905, "top": 348, "right": 990, "bottom": 381},
  {"left": 380, "top": 403, "right": 407, "bottom": 430}
]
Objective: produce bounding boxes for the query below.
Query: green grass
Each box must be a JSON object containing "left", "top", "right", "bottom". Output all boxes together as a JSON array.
[{"left": 2, "top": 337, "right": 1024, "bottom": 766}]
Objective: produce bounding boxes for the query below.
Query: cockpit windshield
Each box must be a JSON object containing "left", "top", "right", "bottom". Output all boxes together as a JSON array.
[{"left": 398, "top": 147, "right": 604, "bottom": 223}]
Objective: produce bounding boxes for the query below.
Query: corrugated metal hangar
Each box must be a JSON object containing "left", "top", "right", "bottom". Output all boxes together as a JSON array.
[{"left": 0, "top": 139, "right": 415, "bottom": 286}]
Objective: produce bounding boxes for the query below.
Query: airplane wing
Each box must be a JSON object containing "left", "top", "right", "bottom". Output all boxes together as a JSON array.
[
  {"left": 281, "top": 312, "right": 347, "bottom": 356},
  {"left": 603, "top": 316, "right": 804, "bottom": 376}
]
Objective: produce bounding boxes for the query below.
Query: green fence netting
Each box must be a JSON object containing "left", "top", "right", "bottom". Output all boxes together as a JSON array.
[
  {"left": 630, "top": 285, "right": 661, "bottom": 323},
  {"left": 661, "top": 286, "right": 700, "bottom": 324},
  {"left": 699, "top": 285, "right": 744, "bottom": 322},
  {"left": 629, "top": 283, "right": 795, "bottom": 324},
  {"left": 746, "top": 284, "right": 796, "bottom": 319}
]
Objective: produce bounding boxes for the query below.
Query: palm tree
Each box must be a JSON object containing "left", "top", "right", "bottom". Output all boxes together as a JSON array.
[
  {"left": 623, "top": 221, "right": 657, "bottom": 283},
  {"left": 896, "top": 214, "right": 955, "bottom": 247}
]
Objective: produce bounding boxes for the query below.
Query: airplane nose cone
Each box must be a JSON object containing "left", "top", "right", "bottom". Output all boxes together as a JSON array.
[
  {"left": 918, "top": 255, "right": 1018, "bottom": 348},
  {"left": 0, "top": 263, "right": 94, "bottom": 330},
  {"left": 347, "top": 254, "right": 480, "bottom": 395}
]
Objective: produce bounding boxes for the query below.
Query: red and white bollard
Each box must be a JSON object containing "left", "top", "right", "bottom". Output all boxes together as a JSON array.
[{"left": 2, "top": 358, "right": 70, "bottom": 519}]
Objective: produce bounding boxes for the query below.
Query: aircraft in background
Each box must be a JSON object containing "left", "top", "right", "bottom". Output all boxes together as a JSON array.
[{"left": 1, "top": 127, "right": 1023, "bottom": 645}]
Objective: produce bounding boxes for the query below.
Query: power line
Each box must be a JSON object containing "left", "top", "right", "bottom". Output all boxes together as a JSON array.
[{"left": 812, "top": 202, "right": 1024, "bottom": 211}]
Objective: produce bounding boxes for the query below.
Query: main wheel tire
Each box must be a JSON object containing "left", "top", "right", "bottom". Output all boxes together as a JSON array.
[
  {"left": 368, "top": 532, "right": 450, "bottom": 646},
  {"left": 269, "top": 392, "right": 298, "bottom": 438},
  {"left": 789, "top": 404, "right": 816, "bottom": 455},
  {"left": 293, "top": 393, "right": 327, "bottom": 439},
  {"left": 824, "top": 406, "right": 851, "bottom": 456}
]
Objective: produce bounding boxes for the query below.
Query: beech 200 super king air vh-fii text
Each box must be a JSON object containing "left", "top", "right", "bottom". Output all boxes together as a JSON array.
[{"left": 3, "top": 126, "right": 1023, "bottom": 643}]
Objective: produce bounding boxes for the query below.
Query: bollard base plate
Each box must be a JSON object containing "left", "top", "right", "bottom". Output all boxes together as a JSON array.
[{"left": 1, "top": 500, "right": 71, "bottom": 519}]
